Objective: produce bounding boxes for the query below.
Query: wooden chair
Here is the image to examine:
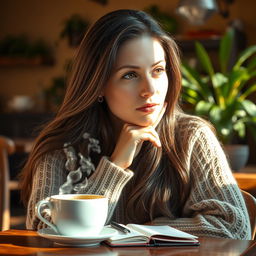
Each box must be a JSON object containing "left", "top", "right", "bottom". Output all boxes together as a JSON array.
[
  {"left": 0, "top": 136, "right": 15, "bottom": 231},
  {"left": 241, "top": 190, "right": 256, "bottom": 239}
]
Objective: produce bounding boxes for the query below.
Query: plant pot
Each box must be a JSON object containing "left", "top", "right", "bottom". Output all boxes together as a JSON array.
[{"left": 224, "top": 144, "right": 249, "bottom": 172}]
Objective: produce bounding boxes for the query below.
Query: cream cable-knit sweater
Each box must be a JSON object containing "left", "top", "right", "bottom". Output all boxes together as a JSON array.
[{"left": 26, "top": 115, "right": 251, "bottom": 239}]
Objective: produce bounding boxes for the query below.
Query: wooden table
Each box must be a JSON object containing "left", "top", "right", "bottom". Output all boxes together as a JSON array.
[
  {"left": 233, "top": 172, "right": 256, "bottom": 191},
  {"left": 0, "top": 229, "right": 255, "bottom": 255},
  {"left": 233, "top": 165, "right": 256, "bottom": 194}
]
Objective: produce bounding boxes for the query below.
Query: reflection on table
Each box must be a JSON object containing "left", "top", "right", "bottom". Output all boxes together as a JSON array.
[{"left": 0, "top": 229, "right": 255, "bottom": 256}]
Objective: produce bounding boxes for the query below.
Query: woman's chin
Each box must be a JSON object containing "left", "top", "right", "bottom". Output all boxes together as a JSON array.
[
  {"left": 135, "top": 118, "right": 154, "bottom": 127},
  {"left": 121, "top": 116, "right": 156, "bottom": 127}
]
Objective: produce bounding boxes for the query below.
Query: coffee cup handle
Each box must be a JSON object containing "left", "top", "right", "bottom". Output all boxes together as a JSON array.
[{"left": 35, "top": 198, "right": 58, "bottom": 233}]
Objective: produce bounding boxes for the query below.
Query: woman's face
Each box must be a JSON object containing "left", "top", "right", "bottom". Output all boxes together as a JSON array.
[{"left": 103, "top": 35, "right": 168, "bottom": 129}]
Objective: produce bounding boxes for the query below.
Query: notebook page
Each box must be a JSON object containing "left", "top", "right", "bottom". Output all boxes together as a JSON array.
[
  {"left": 127, "top": 224, "right": 198, "bottom": 239},
  {"left": 107, "top": 225, "right": 148, "bottom": 243}
]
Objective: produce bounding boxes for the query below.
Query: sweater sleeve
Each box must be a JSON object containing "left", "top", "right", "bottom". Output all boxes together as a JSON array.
[
  {"left": 152, "top": 124, "right": 251, "bottom": 240},
  {"left": 26, "top": 152, "right": 133, "bottom": 230},
  {"left": 26, "top": 150, "right": 67, "bottom": 230},
  {"left": 78, "top": 156, "right": 134, "bottom": 223}
]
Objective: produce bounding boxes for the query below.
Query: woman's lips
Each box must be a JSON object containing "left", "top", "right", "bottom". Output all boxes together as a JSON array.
[{"left": 136, "top": 104, "right": 158, "bottom": 113}]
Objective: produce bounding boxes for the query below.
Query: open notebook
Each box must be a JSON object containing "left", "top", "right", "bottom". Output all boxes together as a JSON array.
[{"left": 105, "top": 224, "right": 199, "bottom": 247}]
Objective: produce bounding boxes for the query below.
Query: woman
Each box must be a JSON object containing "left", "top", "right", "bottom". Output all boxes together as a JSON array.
[{"left": 20, "top": 9, "right": 250, "bottom": 239}]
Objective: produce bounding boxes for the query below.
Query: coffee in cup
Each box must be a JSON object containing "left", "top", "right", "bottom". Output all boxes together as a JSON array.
[{"left": 36, "top": 194, "right": 108, "bottom": 237}]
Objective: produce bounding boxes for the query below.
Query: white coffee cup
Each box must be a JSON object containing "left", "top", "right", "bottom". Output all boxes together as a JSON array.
[{"left": 35, "top": 194, "right": 108, "bottom": 237}]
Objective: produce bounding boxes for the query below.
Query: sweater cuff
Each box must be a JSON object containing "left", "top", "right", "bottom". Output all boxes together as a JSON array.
[{"left": 86, "top": 156, "right": 134, "bottom": 196}]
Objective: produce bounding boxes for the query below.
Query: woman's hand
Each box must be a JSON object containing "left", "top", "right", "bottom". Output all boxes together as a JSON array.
[{"left": 110, "top": 103, "right": 167, "bottom": 169}]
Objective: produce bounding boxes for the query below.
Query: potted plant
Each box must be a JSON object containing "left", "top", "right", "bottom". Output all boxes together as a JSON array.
[
  {"left": 145, "top": 5, "right": 178, "bottom": 34},
  {"left": 44, "top": 76, "right": 66, "bottom": 112},
  {"left": 60, "top": 14, "right": 89, "bottom": 47},
  {"left": 0, "top": 35, "right": 53, "bottom": 65},
  {"left": 43, "top": 60, "right": 72, "bottom": 112},
  {"left": 181, "top": 29, "right": 256, "bottom": 171}
]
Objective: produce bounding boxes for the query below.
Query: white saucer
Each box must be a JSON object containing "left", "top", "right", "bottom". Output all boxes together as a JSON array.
[{"left": 37, "top": 226, "right": 117, "bottom": 247}]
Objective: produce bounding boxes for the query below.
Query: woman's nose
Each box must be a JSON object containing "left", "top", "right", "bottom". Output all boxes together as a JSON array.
[{"left": 140, "top": 77, "right": 155, "bottom": 98}]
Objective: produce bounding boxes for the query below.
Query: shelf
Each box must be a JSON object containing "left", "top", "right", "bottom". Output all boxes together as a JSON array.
[
  {"left": 0, "top": 112, "right": 54, "bottom": 138},
  {"left": 175, "top": 35, "right": 221, "bottom": 52},
  {"left": 0, "top": 56, "right": 54, "bottom": 67}
]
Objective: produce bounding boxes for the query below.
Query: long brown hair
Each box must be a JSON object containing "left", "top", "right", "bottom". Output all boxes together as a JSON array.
[{"left": 20, "top": 9, "right": 190, "bottom": 221}]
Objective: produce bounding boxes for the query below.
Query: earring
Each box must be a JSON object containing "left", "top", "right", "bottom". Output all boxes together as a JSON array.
[{"left": 98, "top": 95, "right": 104, "bottom": 103}]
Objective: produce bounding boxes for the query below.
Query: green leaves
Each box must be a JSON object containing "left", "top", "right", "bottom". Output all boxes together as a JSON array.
[
  {"left": 219, "top": 29, "right": 234, "bottom": 74},
  {"left": 195, "top": 101, "right": 213, "bottom": 116},
  {"left": 195, "top": 42, "right": 214, "bottom": 77},
  {"left": 181, "top": 28, "right": 256, "bottom": 144},
  {"left": 240, "top": 100, "right": 256, "bottom": 116},
  {"left": 234, "top": 45, "right": 256, "bottom": 70},
  {"left": 181, "top": 63, "right": 214, "bottom": 103}
]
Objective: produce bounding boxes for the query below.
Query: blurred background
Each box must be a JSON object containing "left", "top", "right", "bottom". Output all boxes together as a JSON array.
[
  {"left": 1, "top": 0, "right": 255, "bottom": 113},
  {"left": 0, "top": 0, "right": 256, "bottom": 229}
]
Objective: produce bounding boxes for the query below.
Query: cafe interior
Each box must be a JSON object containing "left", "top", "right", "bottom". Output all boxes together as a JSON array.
[{"left": 0, "top": 0, "right": 256, "bottom": 249}]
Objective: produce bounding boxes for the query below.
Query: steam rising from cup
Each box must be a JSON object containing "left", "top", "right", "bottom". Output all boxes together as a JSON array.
[{"left": 59, "top": 133, "right": 101, "bottom": 195}]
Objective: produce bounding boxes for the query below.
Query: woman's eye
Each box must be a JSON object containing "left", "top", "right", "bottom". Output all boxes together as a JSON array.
[
  {"left": 122, "top": 72, "right": 138, "bottom": 80},
  {"left": 153, "top": 67, "right": 165, "bottom": 76}
]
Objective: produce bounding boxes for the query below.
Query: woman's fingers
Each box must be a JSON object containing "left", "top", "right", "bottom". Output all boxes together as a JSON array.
[
  {"left": 111, "top": 125, "right": 161, "bottom": 168},
  {"left": 111, "top": 104, "right": 166, "bottom": 168},
  {"left": 124, "top": 124, "right": 161, "bottom": 147},
  {"left": 141, "top": 126, "right": 161, "bottom": 147}
]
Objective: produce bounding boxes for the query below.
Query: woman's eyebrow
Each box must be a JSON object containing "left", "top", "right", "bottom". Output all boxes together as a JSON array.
[
  {"left": 115, "top": 64, "right": 140, "bottom": 72},
  {"left": 152, "top": 60, "right": 165, "bottom": 67},
  {"left": 115, "top": 60, "right": 165, "bottom": 72}
]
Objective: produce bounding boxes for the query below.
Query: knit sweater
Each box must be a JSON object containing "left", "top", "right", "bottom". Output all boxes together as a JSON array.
[{"left": 26, "top": 115, "right": 251, "bottom": 239}]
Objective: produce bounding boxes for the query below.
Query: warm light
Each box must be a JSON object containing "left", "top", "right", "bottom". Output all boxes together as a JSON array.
[{"left": 176, "top": 0, "right": 218, "bottom": 25}]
